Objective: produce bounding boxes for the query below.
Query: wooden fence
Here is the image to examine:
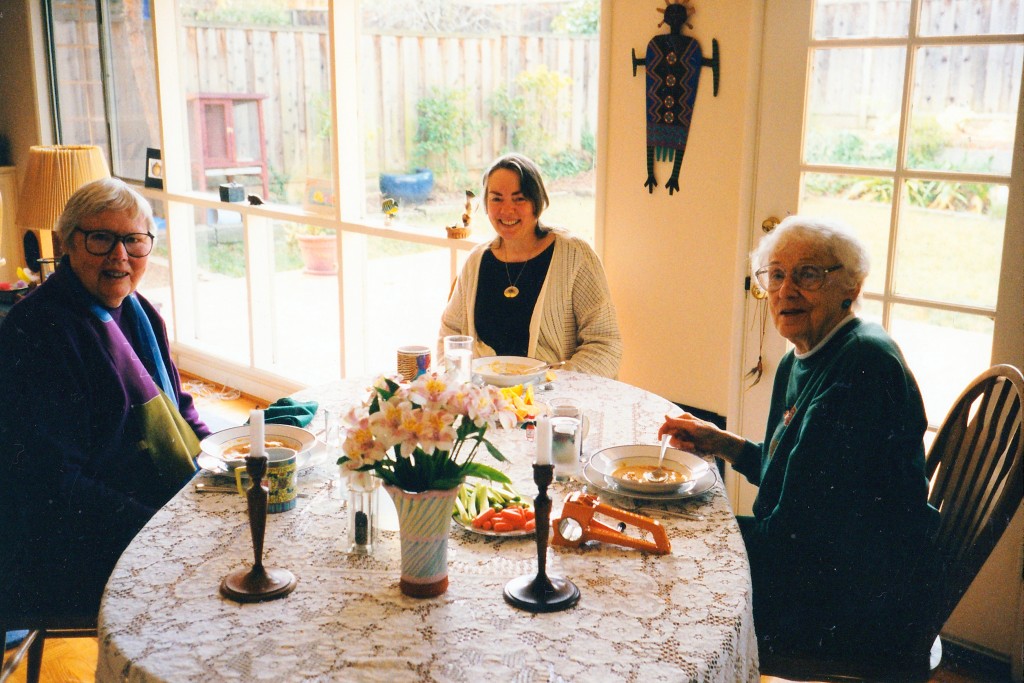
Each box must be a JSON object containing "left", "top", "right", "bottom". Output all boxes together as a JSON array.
[{"left": 182, "top": 25, "right": 600, "bottom": 198}]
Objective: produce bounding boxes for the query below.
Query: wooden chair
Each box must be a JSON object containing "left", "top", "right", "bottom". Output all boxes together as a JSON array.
[
  {"left": 1, "top": 616, "right": 97, "bottom": 683},
  {"left": 760, "top": 364, "right": 1024, "bottom": 682}
]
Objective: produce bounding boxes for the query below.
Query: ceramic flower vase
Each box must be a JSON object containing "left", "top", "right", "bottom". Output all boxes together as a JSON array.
[
  {"left": 344, "top": 469, "right": 380, "bottom": 555},
  {"left": 384, "top": 484, "right": 460, "bottom": 598}
]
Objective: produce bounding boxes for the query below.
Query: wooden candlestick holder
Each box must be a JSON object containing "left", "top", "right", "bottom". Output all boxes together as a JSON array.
[
  {"left": 220, "top": 453, "right": 297, "bottom": 603},
  {"left": 503, "top": 464, "right": 580, "bottom": 612}
]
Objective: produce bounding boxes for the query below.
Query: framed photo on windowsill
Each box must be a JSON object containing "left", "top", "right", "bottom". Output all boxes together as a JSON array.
[{"left": 145, "top": 148, "right": 163, "bottom": 189}]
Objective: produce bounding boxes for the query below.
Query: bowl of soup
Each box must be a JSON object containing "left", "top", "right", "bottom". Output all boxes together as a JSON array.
[
  {"left": 200, "top": 424, "right": 316, "bottom": 469},
  {"left": 472, "top": 355, "right": 547, "bottom": 388},
  {"left": 588, "top": 444, "right": 710, "bottom": 494}
]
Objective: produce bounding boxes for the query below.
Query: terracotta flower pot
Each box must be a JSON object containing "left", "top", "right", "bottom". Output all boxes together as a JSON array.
[
  {"left": 296, "top": 233, "right": 337, "bottom": 275},
  {"left": 384, "top": 484, "right": 460, "bottom": 598}
]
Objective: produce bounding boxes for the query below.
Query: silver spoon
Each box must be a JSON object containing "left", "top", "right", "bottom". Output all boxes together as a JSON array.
[
  {"left": 528, "top": 360, "right": 567, "bottom": 374},
  {"left": 646, "top": 434, "right": 671, "bottom": 483}
]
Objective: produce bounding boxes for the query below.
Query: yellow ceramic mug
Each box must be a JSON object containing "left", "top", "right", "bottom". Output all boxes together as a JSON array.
[{"left": 234, "top": 447, "right": 298, "bottom": 513}]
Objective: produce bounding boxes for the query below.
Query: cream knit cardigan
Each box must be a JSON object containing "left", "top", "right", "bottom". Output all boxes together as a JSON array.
[{"left": 439, "top": 229, "right": 622, "bottom": 378}]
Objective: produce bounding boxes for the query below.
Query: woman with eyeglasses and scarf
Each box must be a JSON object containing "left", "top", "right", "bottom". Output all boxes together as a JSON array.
[
  {"left": 660, "top": 215, "right": 938, "bottom": 663},
  {"left": 0, "top": 177, "right": 209, "bottom": 619}
]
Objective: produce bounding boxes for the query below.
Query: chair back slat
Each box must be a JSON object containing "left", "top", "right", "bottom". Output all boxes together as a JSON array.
[
  {"left": 944, "top": 382, "right": 1016, "bottom": 563},
  {"left": 923, "top": 365, "right": 1024, "bottom": 639}
]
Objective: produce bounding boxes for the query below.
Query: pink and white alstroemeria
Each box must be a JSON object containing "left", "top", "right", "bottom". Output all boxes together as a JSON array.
[
  {"left": 340, "top": 413, "right": 388, "bottom": 470},
  {"left": 418, "top": 408, "right": 457, "bottom": 454},
  {"left": 337, "top": 375, "right": 514, "bottom": 492},
  {"left": 464, "top": 385, "right": 518, "bottom": 430},
  {"left": 406, "top": 373, "right": 453, "bottom": 410}
]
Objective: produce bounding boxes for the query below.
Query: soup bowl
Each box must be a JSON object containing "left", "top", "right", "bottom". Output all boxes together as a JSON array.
[
  {"left": 472, "top": 355, "right": 547, "bottom": 387},
  {"left": 589, "top": 444, "right": 709, "bottom": 494}
]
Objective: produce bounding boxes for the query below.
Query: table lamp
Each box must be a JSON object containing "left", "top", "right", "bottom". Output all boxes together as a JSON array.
[{"left": 15, "top": 145, "right": 110, "bottom": 269}]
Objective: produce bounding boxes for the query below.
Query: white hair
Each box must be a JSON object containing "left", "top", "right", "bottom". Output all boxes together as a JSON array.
[{"left": 750, "top": 215, "right": 870, "bottom": 292}]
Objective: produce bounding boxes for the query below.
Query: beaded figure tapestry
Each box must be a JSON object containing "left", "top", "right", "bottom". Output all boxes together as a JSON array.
[{"left": 631, "top": 0, "right": 720, "bottom": 195}]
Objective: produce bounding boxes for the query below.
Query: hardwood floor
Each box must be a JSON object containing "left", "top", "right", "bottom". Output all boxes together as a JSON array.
[{"left": 1, "top": 378, "right": 1009, "bottom": 682}]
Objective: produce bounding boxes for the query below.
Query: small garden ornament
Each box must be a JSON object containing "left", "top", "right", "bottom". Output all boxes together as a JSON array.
[{"left": 631, "top": 0, "right": 720, "bottom": 195}]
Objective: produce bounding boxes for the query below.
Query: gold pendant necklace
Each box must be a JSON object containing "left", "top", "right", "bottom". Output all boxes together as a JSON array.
[{"left": 502, "top": 244, "right": 529, "bottom": 299}]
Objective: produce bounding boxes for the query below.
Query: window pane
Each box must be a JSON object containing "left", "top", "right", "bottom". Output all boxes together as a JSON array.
[
  {"left": 800, "top": 172, "right": 893, "bottom": 295},
  {"left": 51, "top": 1, "right": 109, "bottom": 150},
  {"left": 361, "top": 3, "right": 599, "bottom": 242},
  {"left": 805, "top": 47, "right": 906, "bottom": 169},
  {"left": 271, "top": 222, "right": 340, "bottom": 384},
  {"left": 813, "top": 0, "right": 910, "bottom": 39},
  {"left": 138, "top": 199, "right": 171, "bottom": 335},
  {"left": 193, "top": 209, "right": 250, "bottom": 364},
  {"left": 179, "top": 1, "right": 332, "bottom": 205},
  {"left": 353, "top": 237, "right": 453, "bottom": 377},
  {"left": 894, "top": 180, "right": 1006, "bottom": 308},
  {"left": 888, "top": 304, "right": 993, "bottom": 428},
  {"left": 919, "top": 0, "right": 1024, "bottom": 37},
  {"left": 104, "top": 0, "right": 159, "bottom": 180},
  {"left": 908, "top": 45, "right": 1023, "bottom": 175}
]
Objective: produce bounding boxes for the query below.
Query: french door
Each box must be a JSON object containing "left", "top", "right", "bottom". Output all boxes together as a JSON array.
[{"left": 734, "top": 0, "right": 1023, "bottom": 667}]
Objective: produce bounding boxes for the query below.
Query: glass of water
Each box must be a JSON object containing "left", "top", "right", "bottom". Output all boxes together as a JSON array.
[
  {"left": 548, "top": 398, "right": 587, "bottom": 481},
  {"left": 443, "top": 335, "right": 474, "bottom": 384}
]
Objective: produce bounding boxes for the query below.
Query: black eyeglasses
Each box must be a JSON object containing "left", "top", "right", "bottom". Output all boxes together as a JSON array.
[
  {"left": 754, "top": 263, "right": 844, "bottom": 292},
  {"left": 74, "top": 228, "right": 155, "bottom": 257}
]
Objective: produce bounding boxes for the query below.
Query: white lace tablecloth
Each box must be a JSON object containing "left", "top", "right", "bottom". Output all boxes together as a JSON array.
[{"left": 97, "top": 373, "right": 758, "bottom": 682}]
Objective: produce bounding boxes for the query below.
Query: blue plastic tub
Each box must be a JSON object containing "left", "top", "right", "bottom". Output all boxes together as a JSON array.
[{"left": 379, "top": 168, "right": 434, "bottom": 204}]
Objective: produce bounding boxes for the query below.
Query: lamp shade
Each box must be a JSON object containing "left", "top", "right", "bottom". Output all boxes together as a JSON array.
[{"left": 15, "top": 145, "right": 110, "bottom": 232}]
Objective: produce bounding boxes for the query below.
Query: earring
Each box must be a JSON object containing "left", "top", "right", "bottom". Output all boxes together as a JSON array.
[{"left": 841, "top": 299, "right": 852, "bottom": 309}]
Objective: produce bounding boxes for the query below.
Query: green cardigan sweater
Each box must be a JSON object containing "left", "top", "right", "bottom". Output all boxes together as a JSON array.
[{"left": 733, "top": 317, "right": 938, "bottom": 656}]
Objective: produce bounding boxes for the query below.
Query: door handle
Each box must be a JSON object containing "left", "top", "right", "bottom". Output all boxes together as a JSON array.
[{"left": 761, "top": 216, "right": 780, "bottom": 233}]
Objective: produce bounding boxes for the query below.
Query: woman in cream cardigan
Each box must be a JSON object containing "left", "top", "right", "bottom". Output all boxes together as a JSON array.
[{"left": 439, "top": 153, "right": 621, "bottom": 378}]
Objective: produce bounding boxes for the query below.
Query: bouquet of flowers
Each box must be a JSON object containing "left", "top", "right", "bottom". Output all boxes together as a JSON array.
[{"left": 338, "top": 373, "right": 518, "bottom": 492}]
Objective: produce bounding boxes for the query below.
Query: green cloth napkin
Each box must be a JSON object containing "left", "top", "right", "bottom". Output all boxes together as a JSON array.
[{"left": 254, "top": 397, "right": 319, "bottom": 427}]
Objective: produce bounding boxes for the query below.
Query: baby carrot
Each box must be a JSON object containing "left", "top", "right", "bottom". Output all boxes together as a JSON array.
[
  {"left": 524, "top": 519, "right": 536, "bottom": 531},
  {"left": 500, "top": 506, "right": 525, "bottom": 523},
  {"left": 493, "top": 521, "right": 513, "bottom": 532},
  {"left": 473, "top": 507, "right": 497, "bottom": 526}
]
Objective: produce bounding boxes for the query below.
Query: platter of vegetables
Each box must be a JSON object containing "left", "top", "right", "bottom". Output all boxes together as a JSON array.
[{"left": 453, "top": 481, "right": 535, "bottom": 537}]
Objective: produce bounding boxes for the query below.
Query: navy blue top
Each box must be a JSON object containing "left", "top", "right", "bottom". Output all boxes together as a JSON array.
[
  {"left": 0, "top": 260, "right": 208, "bottom": 617},
  {"left": 474, "top": 242, "right": 554, "bottom": 356}
]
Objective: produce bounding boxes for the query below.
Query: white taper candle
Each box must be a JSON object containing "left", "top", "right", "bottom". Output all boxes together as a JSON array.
[
  {"left": 536, "top": 414, "right": 552, "bottom": 466},
  {"left": 250, "top": 409, "right": 265, "bottom": 457}
]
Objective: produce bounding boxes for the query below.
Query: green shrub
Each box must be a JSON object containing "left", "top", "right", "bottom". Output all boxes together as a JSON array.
[
  {"left": 489, "top": 65, "right": 572, "bottom": 160},
  {"left": 412, "top": 87, "right": 483, "bottom": 191}
]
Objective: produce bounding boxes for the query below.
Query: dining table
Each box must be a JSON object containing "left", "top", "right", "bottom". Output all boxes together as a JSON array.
[{"left": 95, "top": 371, "right": 759, "bottom": 682}]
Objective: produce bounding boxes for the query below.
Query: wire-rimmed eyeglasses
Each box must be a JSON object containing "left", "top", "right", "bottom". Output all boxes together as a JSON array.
[
  {"left": 75, "top": 228, "right": 155, "bottom": 258},
  {"left": 754, "top": 264, "right": 844, "bottom": 292}
]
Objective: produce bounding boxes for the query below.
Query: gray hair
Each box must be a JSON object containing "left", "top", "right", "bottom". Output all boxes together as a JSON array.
[
  {"left": 55, "top": 177, "right": 155, "bottom": 248},
  {"left": 750, "top": 215, "right": 870, "bottom": 292}
]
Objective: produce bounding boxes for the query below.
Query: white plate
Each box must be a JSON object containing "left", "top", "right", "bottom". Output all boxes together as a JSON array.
[
  {"left": 452, "top": 496, "right": 535, "bottom": 538},
  {"left": 196, "top": 447, "right": 316, "bottom": 477},
  {"left": 472, "top": 355, "right": 547, "bottom": 387},
  {"left": 583, "top": 447, "right": 717, "bottom": 501},
  {"left": 199, "top": 424, "right": 317, "bottom": 469}
]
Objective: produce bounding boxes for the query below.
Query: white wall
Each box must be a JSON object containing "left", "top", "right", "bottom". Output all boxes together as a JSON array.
[{"left": 601, "top": 1, "right": 761, "bottom": 416}]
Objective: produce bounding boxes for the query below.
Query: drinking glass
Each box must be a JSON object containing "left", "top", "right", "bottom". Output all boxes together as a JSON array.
[
  {"left": 548, "top": 398, "right": 586, "bottom": 481},
  {"left": 443, "top": 335, "right": 474, "bottom": 384}
]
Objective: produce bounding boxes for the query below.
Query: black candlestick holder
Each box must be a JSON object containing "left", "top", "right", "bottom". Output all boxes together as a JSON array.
[
  {"left": 220, "top": 453, "right": 297, "bottom": 603},
  {"left": 503, "top": 464, "right": 580, "bottom": 612}
]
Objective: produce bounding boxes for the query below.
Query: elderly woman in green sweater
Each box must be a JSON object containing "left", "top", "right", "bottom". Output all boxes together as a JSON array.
[
  {"left": 439, "top": 153, "right": 622, "bottom": 378},
  {"left": 660, "top": 215, "right": 937, "bottom": 662}
]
